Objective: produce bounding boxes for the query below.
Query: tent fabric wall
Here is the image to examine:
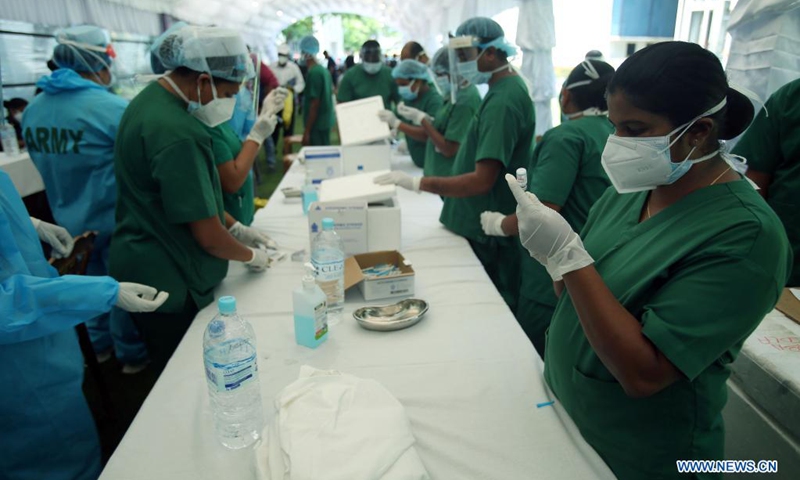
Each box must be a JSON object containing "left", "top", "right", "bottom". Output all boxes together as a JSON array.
[
  {"left": 726, "top": 0, "right": 800, "bottom": 101},
  {"left": 0, "top": 0, "right": 162, "bottom": 37},
  {"left": 517, "top": 0, "right": 556, "bottom": 137}
]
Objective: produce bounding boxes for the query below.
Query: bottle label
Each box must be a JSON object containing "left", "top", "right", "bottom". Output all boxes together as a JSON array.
[
  {"left": 313, "top": 258, "right": 344, "bottom": 281},
  {"left": 204, "top": 345, "right": 259, "bottom": 393},
  {"left": 314, "top": 301, "right": 328, "bottom": 340}
]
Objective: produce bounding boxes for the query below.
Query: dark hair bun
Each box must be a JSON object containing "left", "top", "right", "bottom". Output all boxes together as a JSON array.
[{"left": 721, "top": 87, "right": 755, "bottom": 140}]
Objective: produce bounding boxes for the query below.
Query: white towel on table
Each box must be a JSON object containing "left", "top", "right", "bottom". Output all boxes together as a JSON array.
[{"left": 256, "top": 366, "right": 430, "bottom": 480}]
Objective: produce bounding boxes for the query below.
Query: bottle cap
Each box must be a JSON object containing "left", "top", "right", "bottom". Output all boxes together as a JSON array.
[
  {"left": 303, "top": 263, "right": 317, "bottom": 288},
  {"left": 322, "top": 218, "right": 335, "bottom": 231},
  {"left": 218, "top": 296, "right": 237, "bottom": 314}
]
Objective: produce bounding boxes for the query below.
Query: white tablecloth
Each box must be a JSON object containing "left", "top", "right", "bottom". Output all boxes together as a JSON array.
[
  {"left": 99, "top": 155, "right": 615, "bottom": 480},
  {"left": 0, "top": 151, "right": 44, "bottom": 197}
]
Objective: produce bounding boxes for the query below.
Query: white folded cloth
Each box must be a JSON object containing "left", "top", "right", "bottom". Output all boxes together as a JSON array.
[{"left": 256, "top": 366, "right": 430, "bottom": 480}]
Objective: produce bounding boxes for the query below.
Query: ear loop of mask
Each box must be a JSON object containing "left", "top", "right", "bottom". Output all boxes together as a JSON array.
[{"left": 661, "top": 97, "right": 728, "bottom": 170}]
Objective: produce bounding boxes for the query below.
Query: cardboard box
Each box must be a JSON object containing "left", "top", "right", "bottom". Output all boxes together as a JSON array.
[
  {"left": 341, "top": 144, "right": 392, "bottom": 175},
  {"left": 300, "top": 146, "right": 342, "bottom": 184},
  {"left": 308, "top": 197, "right": 400, "bottom": 255},
  {"left": 344, "top": 251, "right": 415, "bottom": 301},
  {"left": 335, "top": 96, "right": 391, "bottom": 146}
]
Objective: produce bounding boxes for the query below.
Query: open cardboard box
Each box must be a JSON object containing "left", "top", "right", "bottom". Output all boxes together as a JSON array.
[{"left": 344, "top": 251, "right": 415, "bottom": 301}]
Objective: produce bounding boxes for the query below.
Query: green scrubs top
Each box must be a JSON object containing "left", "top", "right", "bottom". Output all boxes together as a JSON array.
[
  {"left": 439, "top": 75, "right": 535, "bottom": 309},
  {"left": 399, "top": 88, "right": 443, "bottom": 168},
  {"left": 303, "top": 63, "right": 334, "bottom": 144},
  {"left": 110, "top": 82, "right": 228, "bottom": 314},
  {"left": 336, "top": 64, "right": 400, "bottom": 109},
  {"left": 423, "top": 85, "right": 482, "bottom": 178},
  {"left": 732, "top": 78, "right": 800, "bottom": 286},
  {"left": 208, "top": 123, "right": 254, "bottom": 226},
  {"left": 545, "top": 180, "right": 791, "bottom": 479},
  {"left": 517, "top": 115, "right": 613, "bottom": 354}
]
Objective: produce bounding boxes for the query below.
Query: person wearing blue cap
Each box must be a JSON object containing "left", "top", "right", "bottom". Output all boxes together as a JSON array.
[
  {"left": 21, "top": 24, "right": 150, "bottom": 373},
  {"left": 0, "top": 169, "right": 168, "bottom": 479},
  {"left": 111, "top": 26, "right": 274, "bottom": 376},
  {"left": 376, "top": 59, "right": 443, "bottom": 168},
  {"left": 376, "top": 17, "right": 535, "bottom": 311},
  {"left": 299, "top": 35, "right": 334, "bottom": 146},
  {"left": 337, "top": 40, "right": 400, "bottom": 109}
]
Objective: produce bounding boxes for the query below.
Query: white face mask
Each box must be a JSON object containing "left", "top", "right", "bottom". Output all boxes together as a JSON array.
[
  {"left": 278, "top": 56, "right": 288, "bottom": 66},
  {"left": 12, "top": 112, "right": 23, "bottom": 123},
  {"left": 363, "top": 61, "right": 382, "bottom": 75},
  {"left": 163, "top": 75, "right": 236, "bottom": 127},
  {"left": 601, "top": 98, "right": 727, "bottom": 194}
]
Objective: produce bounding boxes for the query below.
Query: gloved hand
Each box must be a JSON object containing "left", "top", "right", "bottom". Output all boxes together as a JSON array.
[
  {"left": 229, "top": 221, "right": 277, "bottom": 249},
  {"left": 374, "top": 171, "right": 421, "bottom": 192},
  {"left": 480, "top": 211, "right": 509, "bottom": 237},
  {"left": 115, "top": 282, "right": 169, "bottom": 313},
  {"left": 505, "top": 174, "right": 593, "bottom": 280},
  {"left": 244, "top": 246, "right": 270, "bottom": 272},
  {"left": 262, "top": 87, "right": 289, "bottom": 117},
  {"left": 377, "top": 110, "right": 400, "bottom": 129},
  {"left": 30, "top": 217, "right": 74, "bottom": 259},
  {"left": 397, "top": 102, "right": 432, "bottom": 125},
  {"left": 246, "top": 111, "right": 279, "bottom": 146}
]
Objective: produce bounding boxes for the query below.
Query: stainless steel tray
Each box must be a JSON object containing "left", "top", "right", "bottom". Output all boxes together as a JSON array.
[{"left": 353, "top": 299, "right": 429, "bottom": 331}]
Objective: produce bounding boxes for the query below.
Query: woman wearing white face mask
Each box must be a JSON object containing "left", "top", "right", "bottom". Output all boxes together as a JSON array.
[
  {"left": 110, "top": 26, "right": 273, "bottom": 377},
  {"left": 507, "top": 41, "right": 792, "bottom": 479}
]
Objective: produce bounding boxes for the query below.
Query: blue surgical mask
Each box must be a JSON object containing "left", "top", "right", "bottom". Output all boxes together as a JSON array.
[
  {"left": 363, "top": 62, "right": 382, "bottom": 75},
  {"left": 457, "top": 59, "right": 491, "bottom": 85},
  {"left": 398, "top": 84, "right": 418, "bottom": 102},
  {"left": 435, "top": 75, "right": 451, "bottom": 97}
]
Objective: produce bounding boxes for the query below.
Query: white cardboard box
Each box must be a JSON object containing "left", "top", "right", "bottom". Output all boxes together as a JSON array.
[
  {"left": 318, "top": 170, "right": 396, "bottom": 204},
  {"left": 300, "top": 146, "right": 342, "bottom": 184},
  {"left": 335, "top": 96, "right": 391, "bottom": 146},
  {"left": 344, "top": 251, "right": 415, "bottom": 301},
  {"left": 308, "top": 197, "right": 400, "bottom": 255},
  {"left": 341, "top": 144, "right": 392, "bottom": 175}
]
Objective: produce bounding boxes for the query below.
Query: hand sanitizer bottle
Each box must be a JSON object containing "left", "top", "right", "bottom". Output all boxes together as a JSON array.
[{"left": 293, "top": 263, "right": 329, "bottom": 348}]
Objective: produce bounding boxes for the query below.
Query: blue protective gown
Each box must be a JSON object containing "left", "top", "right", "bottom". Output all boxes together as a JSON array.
[
  {"left": 228, "top": 87, "right": 257, "bottom": 142},
  {"left": 22, "top": 69, "right": 146, "bottom": 363},
  {"left": 0, "top": 170, "right": 119, "bottom": 480}
]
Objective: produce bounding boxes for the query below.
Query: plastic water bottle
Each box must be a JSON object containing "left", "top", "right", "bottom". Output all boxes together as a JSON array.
[
  {"left": 311, "top": 217, "right": 345, "bottom": 322},
  {"left": 203, "top": 296, "right": 264, "bottom": 449},
  {"left": 1, "top": 124, "right": 20, "bottom": 155}
]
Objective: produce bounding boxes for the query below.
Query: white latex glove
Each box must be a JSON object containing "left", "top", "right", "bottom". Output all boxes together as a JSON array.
[
  {"left": 374, "top": 171, "right": 421, "bottom": 192},
  {"left": 397, "top": 102, "right": 432, "bottom": 125},
  {"left": 229, "top": 221, "right": 277, "bottom": 249},
  {"left": 246, "top": 111, "right": 279, "bottom": 146},
  {"left": 115, "top": 282, "right": 169, "bottom": 313},
  {"left": 505, "top": 174, "right": 594, "bottom": 280},
  {"left": 480, "top": 211, "right": 509, "bottom": 237},
  {"left": 244, "top": 246, "right": 270, "bottom": 272},
  {"left": 30, "top": 217, "right": 74, "bottom": 259},
  {"left": 377, "top": 109, "right": 400, "bottom": 129},
  {"left": 262, "top": 87, "right": 289, "bottom": 117}
]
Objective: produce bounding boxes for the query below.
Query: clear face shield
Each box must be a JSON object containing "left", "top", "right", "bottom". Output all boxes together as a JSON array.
[{"left": 447, "top": 36, "right": 479, "bottom": 103}]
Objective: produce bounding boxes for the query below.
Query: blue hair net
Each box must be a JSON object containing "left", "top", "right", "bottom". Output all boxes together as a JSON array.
[
  {"left": 478, "top": 37, "right": 517, "bottom": 58},
  {"left": 150, "top": 21, "right": 189, "bottom": 74},
  {"left": 151, "top": 26, "right": 254, "bottom": 82},
  {"left": 455, "top": 17, "right": 504, "bottom": 42},
  {"left": 299, "top": 35, "right": 320, "bottom": 55},
  {"left": 391, "top": 60, "right": 430, "bottom": 80},
  {"left": 431, "top": 47, "right": 450, "bottom": 75},
  {"left": 53, "top": 25, "right": 113, "bottom": 73}
]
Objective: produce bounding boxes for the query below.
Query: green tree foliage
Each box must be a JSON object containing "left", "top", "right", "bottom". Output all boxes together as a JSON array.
[{"left": 281, "top": 14, "right": 397, "bottom": 54}]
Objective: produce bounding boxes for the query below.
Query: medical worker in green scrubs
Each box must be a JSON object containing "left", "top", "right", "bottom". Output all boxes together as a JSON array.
[
  {"left": 377, "top": 59, "right": 443, "bottom": 168},
  {"left": 508, "top": 42, "right": 791, "bottom": 479},
  {"left": 111, "top": 26, "right": 274, "bottom": 375},
  {"left": 337, "top": 40, "right": 400, "bottom": 109},
  {"left": 376, "top": 17, "right": 535, "bottom": 311},
  {"left": 382, "top": 47, "right": 481, "bottom": 178},
  {"left": 480, "top": 59, "right": 615, "bottom": 356},
  {"left": 299, "top": 35, "right": 335, "bottom": 146},
  {"left": 733, "top": 78, "right": 800, "bottom": 287}
]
